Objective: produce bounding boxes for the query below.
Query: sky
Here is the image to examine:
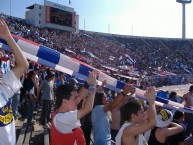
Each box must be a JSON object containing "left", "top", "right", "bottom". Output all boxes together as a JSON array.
[{"left": 0, "top": 0, "right": 193, "bottom": 39}]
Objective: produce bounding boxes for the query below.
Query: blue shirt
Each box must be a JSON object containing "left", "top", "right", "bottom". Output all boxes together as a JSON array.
[{"left": 91, "top": 105, "right": 111, "bottom": 145}]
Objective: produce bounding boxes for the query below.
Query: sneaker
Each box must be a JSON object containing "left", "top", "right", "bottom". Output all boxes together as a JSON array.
[{"left": 44, "top": 123, "right": 50, "bottom": 129}]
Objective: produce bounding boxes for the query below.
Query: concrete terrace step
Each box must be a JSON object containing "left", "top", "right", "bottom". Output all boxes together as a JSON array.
[{"left": 15, "top": 109, "right": 45, "bottom": 145}]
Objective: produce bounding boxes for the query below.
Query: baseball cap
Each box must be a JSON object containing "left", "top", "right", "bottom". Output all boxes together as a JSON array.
[{"left": 156, "top": 109, "right": 173, "bottom": 128}]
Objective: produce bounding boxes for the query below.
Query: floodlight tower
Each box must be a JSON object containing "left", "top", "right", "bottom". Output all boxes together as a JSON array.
[{"left": 176, "top": 0, "right": 192, "bottom": 39}]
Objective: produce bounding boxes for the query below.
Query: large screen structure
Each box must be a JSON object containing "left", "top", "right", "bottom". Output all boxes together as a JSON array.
[{"left": 46, "top": 6, "right": 75, "bottom": 27}]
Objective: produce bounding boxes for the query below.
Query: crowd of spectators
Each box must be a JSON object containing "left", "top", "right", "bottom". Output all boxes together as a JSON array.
[
  {"left": 2, "top": 14, "right": 193, "bottom": 145},
  {"left": 1, "top": 13, "right": 193, "bottom": 87}
]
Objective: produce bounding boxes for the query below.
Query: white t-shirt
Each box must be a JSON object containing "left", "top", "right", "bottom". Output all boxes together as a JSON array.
[
  {"left": 53, "top": 110, "right": 81, "bottom": 134},
  {"left": 0, "top": 70, "right": 22, "bottom": 145}
]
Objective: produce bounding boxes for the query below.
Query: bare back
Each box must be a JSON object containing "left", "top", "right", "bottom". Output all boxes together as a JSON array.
[{"left": 111, "top": 108, "right": 121, "bottom": 130}]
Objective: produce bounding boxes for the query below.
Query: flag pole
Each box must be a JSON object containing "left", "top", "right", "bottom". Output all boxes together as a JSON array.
[
  {"left": 84, "top": 19, "right": 86, "bottom": 33},
  {"left": 108, "top": 23, "right": 110, "bottom": 34},
  {"left": 10, "top": 0, "right": 12, "bottom": 16},
  {"left": 132, "top": 25, "right": 133, "bottom": 36}
]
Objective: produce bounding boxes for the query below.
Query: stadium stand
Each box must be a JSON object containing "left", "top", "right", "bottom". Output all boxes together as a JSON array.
[{"left": 1, "top": 12, "right": 193, "bottom": 145}]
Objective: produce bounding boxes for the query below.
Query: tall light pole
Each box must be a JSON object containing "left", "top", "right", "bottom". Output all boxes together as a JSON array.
[{"left": 176, "top": 0, "right": 192, "bottom": 39}]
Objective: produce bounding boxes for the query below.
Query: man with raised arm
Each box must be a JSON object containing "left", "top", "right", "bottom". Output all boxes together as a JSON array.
[
  {"left": 116, "top": 86, "right": 157, "bottom": 145},
  {"left": 51, "top": 71, "right": 98, "bottom": 145},
  {"left": 0, "top": 19, "right": 29, "bottom": 145}
]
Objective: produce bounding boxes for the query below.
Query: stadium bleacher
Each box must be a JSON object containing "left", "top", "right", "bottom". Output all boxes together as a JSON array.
[{"left": 1, "top": 12, "right": 193, "bottom": 145}]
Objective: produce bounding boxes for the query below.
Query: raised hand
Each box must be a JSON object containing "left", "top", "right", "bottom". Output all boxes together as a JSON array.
[
  {"left": 145, "top": 86, "right": 156, "bottom": 104},
  {"left": 130, "top": 87, "right": 136, "bottom": 94},
  {"left": 101, "top": 80, "right": 107, "bottom": 86},
  {"left": 86, "top": 70, "right": 99, "bottom": 85},
  {"left": 0, "top": 18, "right": 11, "bottom": 41},
  {"left": 122, "top": 84, "right": 135, "bottom": 95}
]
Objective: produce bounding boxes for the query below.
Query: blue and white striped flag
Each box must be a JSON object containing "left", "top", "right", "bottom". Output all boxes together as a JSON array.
[
  {"left": 1, "top": 57, "right": 11, "bottom": 74},
  {"left": 0, "top": 34, "right": 193, "bottom": 113},
  {"left": 119, "top": 55, "right": 124, "bottom": 65},
  {"left": 125, "top": 54, "right": 135, "bottom": 65}
]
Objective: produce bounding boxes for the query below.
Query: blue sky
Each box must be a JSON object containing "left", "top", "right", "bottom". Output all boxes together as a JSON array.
[{"left": 0, "top": 0, "right": 193, "bottom": 38}]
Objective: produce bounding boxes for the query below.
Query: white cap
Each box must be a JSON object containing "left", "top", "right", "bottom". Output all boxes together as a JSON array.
[{"left": 156, "top": 109, "right": 173, "bottom": 128}]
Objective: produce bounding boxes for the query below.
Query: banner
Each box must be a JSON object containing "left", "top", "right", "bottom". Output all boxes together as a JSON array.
[{"left": 0, "top": 35, "right": 192, "bottom": 113}]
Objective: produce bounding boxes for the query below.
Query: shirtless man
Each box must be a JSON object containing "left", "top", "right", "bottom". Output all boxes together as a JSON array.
[
  {"left": 180, "top": 85, "right": 193, "bottom": 137},
  {"left": 111, "top": 88, "right": 135, "bottom": 141}
]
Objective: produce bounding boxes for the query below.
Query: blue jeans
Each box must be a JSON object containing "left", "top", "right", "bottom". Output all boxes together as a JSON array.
[
  {"left": 185, "top": 113, "right": 193, "bottom": 137},
  {"left": 12, "top": 93, "right": 20, "bottom": 117},
  {"left": 41, "top": 100, "right": 52, "bottom": 125},
  {"left": 27, "top": 99, "right": 34, "bottom": 123}
]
